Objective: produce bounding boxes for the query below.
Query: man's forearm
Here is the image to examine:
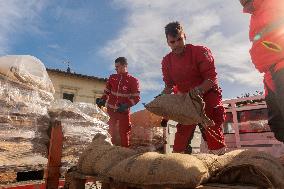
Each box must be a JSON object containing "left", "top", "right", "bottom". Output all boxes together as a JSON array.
[{"left": 197, "top": 79, "right": 215, "bottom": 94}]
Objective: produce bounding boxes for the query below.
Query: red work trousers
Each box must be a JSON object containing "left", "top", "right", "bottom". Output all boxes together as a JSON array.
[
  {"left": 107, "top": 109, "right": 131, "bottom": 147},
  {"left": 173, "top": 105, "right": 225, "bottom": 152}
]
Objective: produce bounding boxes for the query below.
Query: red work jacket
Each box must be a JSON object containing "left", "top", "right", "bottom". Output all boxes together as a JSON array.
[
  {"left": 101, "top": 72, "right": 140, "bottom": 113},
  {"left": 161, "top": 44, "right": 223, "bottom": 110},
  {"left": 249, "top": 0, "right": 284, "bottom": 73}
]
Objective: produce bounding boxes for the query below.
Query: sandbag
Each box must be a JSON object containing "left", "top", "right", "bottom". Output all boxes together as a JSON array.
[
  {"left": 108, "top": 152, "right": 209, "bottom": 188},
  {"left": 212, "top": 149, "right": 284, "bottom": 188},
  {"left": 77, "top": 134, "right": 137, "bottom": 176},
  {"left": 144, "top": 93, "right": 213, "bottom": 127},
  {"left": 193, "top": 153, "right": 223, "bottom": 177}
]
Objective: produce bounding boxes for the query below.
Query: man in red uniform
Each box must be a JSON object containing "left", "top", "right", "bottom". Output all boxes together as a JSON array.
[
  {"left": 240, "top": 0, "right": 284, "bottom": 142},
  {"left": 96, "top": 57, "right": 140, "bottom": 147},
  {"left": 160, "top": 21, "right": 226, "bottom": 155}
]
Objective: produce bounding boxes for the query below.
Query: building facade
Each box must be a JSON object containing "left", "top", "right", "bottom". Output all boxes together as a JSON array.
[{"left": 47, "top": 68, "right": 107, "bottom": 104}]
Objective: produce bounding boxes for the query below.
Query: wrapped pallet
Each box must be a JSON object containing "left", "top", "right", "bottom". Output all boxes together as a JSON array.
[
  {"left": 48, "top": 99, "right": 110, "bottom": 176},
  {"left": 130, "top": 109, "right": 164, "bottom": 152},
  {"left": 0, "top": 55, "right": 54, "bottom": 183},
  {"left": 0, "top": 55, "right": 54, "bottom": 94}
]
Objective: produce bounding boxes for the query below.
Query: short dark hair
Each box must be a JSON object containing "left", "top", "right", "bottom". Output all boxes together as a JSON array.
[
  {"left": 165, "top": 21, "right": 184, "bottom": 38},
  {"left": 239, "top": 0, "right": 252, "bottom": 7},
  {"left": 115, "top": 57, "right": 128, "bottom": 66}
]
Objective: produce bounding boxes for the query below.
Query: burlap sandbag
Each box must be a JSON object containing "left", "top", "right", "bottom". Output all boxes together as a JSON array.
[
  {"left": 77, "top": 134, "right": 137, "bottom": 176},
  {"left": 193, "top": 153, "right": 224, "bottom": 177},
  {"left": 144, "top": 93, "right": 213, "bottom": 127},
  {"left": 108, "top": 152, "right": 209, "bottom": 188},
  {"left": 212, "top": 149, "right": 284, "bottom": 188}
]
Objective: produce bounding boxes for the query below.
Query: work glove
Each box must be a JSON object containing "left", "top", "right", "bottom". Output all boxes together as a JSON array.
[
  {"left": 160, "top": 118, "right": 168, "bottom": 127},
  {"left": 96, "top": 98, "right": 106, "bottom": 108},
  {"left": 117, "top": 103, "right": 129, "bottom": 113}
]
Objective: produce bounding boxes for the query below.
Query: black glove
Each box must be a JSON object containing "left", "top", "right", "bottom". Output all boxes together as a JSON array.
[
  {"left": 160, "top": 119, "right": 168, "bottom": 127},
  {"left": 96, "top": 98, "right": 106, "bottom": 108},
  {"left": 117, "top": 103, "right": 128, "bottom": 113}
]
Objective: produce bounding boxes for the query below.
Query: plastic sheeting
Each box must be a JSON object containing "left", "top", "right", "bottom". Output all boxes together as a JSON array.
[
  {"left": 48, "top": 99, "right": 111, "bottom": 175},
  {"left": 0, "top": 55, "right": 55, "bottom": 94},
  {"left": 0, "top": 55, "right": 53, "bottom": 174},
  {"left": 49, "top": 99, "right": 109, "bottom": 123},
  {"left": 0, "top": 77, "right": 52, "bottom": 115},
  {"left": 74, "top": 101, "right": 109, "bottom": 123}
]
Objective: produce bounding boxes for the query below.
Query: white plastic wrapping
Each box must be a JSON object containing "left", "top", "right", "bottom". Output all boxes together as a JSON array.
[
  {"left": 49, "top": 99, "right": 109, "bottom": 124},
  {"left": 0, "top": 76, "right": 53, "bottom": 115},
  {"left": 0, "top": 140, "right": 47, "bottom": 169},
  {"left": 0, "top": 116, "right": 50, "bottom": 171},
  {"left": 48, "top": 99, "right": 111, "bottom": 175},
  {"left": 0, "top": 122, "right": 49, "bottom": 170},
  {"left": 74, "top": 101, "right": 109, "bottom": 123},
  {"left": 0, "top": 55, "right": 53, "bottom": 172},
  {"left": 0, "top": 55, "right": 55, "bottom": 94}
]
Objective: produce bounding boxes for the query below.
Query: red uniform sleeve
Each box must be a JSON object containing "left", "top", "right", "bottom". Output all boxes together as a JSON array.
[
  {"left": 126, "top": 77, "right": 140, "bottom": 107},
  {"left": 161, "top": 55, "right": 174, "bottom": 88},
  {"left": 101, "top": 75, "right": 112, "bottom": 101},
  {"left": 197, "top": 47, "right": 218, "bottom": 85}
]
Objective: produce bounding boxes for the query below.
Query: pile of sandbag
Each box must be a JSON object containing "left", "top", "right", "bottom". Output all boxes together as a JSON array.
[
  {"left": 76, "top": 133, "right": 209, "bottom": 188},
  {"left": 144, "top": 93, "right": 213, "bottom": 128},
  {"left": 76, "top": 135, "right": 284, "bottom": 188},
  {"left": 130, "top": 109, "right": 164, "bottom": 152},
  {"left": 0, "top": 55, "right": 54, "bottom": 173},
  {"left": 48, "top": 99, "right": 110, "bottom": 175}
]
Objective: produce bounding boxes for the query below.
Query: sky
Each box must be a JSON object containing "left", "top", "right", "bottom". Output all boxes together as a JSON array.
[{"left": 0, "top": 0, "right": 264, "bottom": 112}]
